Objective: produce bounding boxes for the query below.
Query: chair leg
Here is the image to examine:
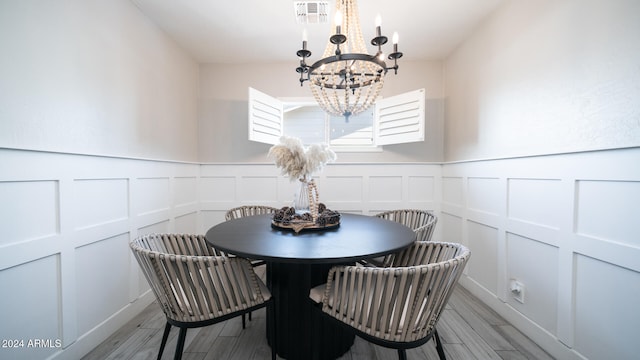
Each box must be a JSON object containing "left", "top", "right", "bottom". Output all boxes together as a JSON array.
[
  {"left": 268, "top": 303, "right": 276, "bottom": 360},
  {"left": 434, "top": 329, "right": 447, "bottom": 360},
  {"left": 157, "top": 322, "right": 172, "bottom": 360},
  {"left": 173, "top": 327, "right": 188, "bottom": 360},
  {"left": 249, "top": 311, "right": 252, "bottom": 321},
  {"left": 397, "top": 348, "right": 407, "bottom": 360},
  {"left": 242, "top": 314, "right": 246, "bottom": 329}
]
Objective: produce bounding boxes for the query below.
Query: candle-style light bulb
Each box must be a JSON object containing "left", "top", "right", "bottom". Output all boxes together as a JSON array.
[
  {"left": 302, "top": 29, "right": 308, "bottom": 50},
  {"left": 392, "top": 32, "right": 399, "bottom": 52},
  {"left": 334, "top": 10, "right": 342, "bottom": 34},
  {"left": 375, "top": 14, "right": 382, "bottom": 37}
]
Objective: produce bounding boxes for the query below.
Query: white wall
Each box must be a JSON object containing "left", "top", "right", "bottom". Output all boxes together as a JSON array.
[
  {"left": 444, "top": 0, "right": 640, "bottom": 161},
  {"left": 0, "top": 0, "right": 200, "bottom": 161},
  {"left": 0, "top": 1, "right": 200, "bottom": 359},
  {"left": 443, "top": 1, "right": 640, "bottom": 359}
]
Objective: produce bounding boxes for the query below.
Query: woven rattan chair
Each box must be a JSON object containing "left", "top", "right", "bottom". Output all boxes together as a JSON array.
[
  {"left": 361, "top": 209, "right": 438, "bottom": 267},
  {"left": 224, "top": 205, "right": 278, "bottom": 267},
  {"left": 310, "top": 241, "right": 470, "bottom": 360},
  {"left": 225, "top": 205, "right": 279, "bottom": 221},
  {"left": 224, "top": 205, "right": 278, "bottom": 325},
  {"left": 376, "top": 209, "right": 437, "bottom": 242},
  {"left": 130, "top": 234, "right": 276, "bottom": 360}
]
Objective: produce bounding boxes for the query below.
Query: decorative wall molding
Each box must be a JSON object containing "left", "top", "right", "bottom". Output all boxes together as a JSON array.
[
  {"left": 0, "top": 149, "right": 199, "bottom": 360},
  {"left": 1, "top": 147, "right": 637, "bottom": 360},
  {"left": 442, "top": 147, "right": 640, "bottom": 360},
  {"left": 0, "top": 149, "right": 441, "bottom": 360}
]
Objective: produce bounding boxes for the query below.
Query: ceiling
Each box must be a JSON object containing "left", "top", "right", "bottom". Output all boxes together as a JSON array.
[{"left": 131, "top": 0, "right": 504, "bottom": 64}]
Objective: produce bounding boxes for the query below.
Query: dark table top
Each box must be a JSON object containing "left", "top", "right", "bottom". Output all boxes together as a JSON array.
[{"left": 205, "top": 213, "right": 415, "bottom": 264}]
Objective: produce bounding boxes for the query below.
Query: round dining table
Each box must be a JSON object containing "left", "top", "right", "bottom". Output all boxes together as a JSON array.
[{"left": 205, "top": 213, "right": 415, "bottom": 360}]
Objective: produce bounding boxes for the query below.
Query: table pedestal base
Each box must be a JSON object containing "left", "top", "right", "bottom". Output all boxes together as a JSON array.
[{"left": 267, "top": 262, "right": 354, "bottom": 360}]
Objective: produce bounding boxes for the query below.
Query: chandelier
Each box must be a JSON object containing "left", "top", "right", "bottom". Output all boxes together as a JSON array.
[{"left": 296, "top": 0, "right": 403, "bottom": 120}]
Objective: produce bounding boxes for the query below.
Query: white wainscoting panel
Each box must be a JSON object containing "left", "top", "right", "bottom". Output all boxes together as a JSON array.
[
  {"left": 507, "top": 178, "right": 563, "bottom": 230},
  {"left": 576, "top": 179, "right": 640, "bottom": 247},
  {"left": 175, "top": 212, "right": 199, "bottom": 233},
  {"left": 1, "top": 180, "right": 59, "bottom": 246},
  {"left": 200, "top": 176, "right": 236, "bottom": 202},
  {"left": 573, "top": 254, "right": 640, "bottom": 360},
  {"left": 466, "top": 220, "right": 499, "bottom": 294},
  {"left": 198, "top": 163, "right": 442, "bottom": 232},
  {"left": 442, "top": 147, "right": 640, "bottom": 360},
  {"left": 174, "top": 177, "right": 199, "bottom": 208},
  {"left": 369, "top": 176, "right": 403, "bottom": 202},
  {"left": 199, "top": 164, "right": 283, "bottom": 230},
  {"left": 4, "top": 146, "right": 636, "bottom": 360},
  {"left": 75, "top": 234, "right": 131, "bottom": 335},
  {"left": 468, "top": 177, "right": 502, "bottom": 215},
  {"left": 441, "top": 213, "right": 463, "bottom": 245},
  {"left": 200, "top": 210, "right": 226, "bottom": 232},
  {"left": 442, "top": 176, "right": 464, "bottom": 207},
  {"left": 0, "top": 254, "right": 61, "bottom": 360},
  {"left": 73, "top": 178, "right": 129, "bottom": 230},
  {"left": 136, "top": 177, "right": 170, "bottom": 215},
  {"left": 505, "top": 233, "right": 559, "bottom": 334},
  {"left": 323, "top": 164, "right": 439, "bottom": 215},
  {"left": 323, "top": 176, "right": 364, "bottom": 209},
  {"left": 408, "top": 176, "right": 435, "bottom": 206},
  {"left": 0, "top": 149, "right": 201, "bottom": 360},
  {"left": 238, "top": 176, "right": 279, "bottom": 203}
]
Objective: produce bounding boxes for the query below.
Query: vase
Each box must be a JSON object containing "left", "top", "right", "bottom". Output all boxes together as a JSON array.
[{"left": 293, "top": 179, "right": 310, "bottom": 214}]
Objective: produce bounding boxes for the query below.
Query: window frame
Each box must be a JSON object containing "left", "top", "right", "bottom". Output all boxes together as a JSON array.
[
  {"left": 248, "top": 87, "right": 425, "bottom": 150},
  {"left": 281, "top": 97, "right": 380, "bottom": 152}
]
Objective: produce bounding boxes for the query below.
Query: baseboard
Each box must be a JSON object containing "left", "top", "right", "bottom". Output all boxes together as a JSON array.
[
  {"left": 47, "top": 292, "right": 155, "bottom": 360},
  {"left": 459, "top": 276, "right": 586, "bottom": 360}
]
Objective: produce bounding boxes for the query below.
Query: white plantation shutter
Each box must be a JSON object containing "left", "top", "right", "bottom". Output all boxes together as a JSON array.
[
  {"left": 374, "top": 88, "right": 425, "bottom": 146},
  {"left": 248, "top": 87, "right": 283, "bottom": 145}
]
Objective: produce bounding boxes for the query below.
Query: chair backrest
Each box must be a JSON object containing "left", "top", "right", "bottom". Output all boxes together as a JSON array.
[
  {"left": 130, "top": 234, "right": 269, "bottom": 324},
  {"left": 375, "top": 209, "right": 437, "bottom": 242},
  {"left": 225, "top": 205, "right": 279, "bottom": 221},
  {"left": 320, "top": 241, "right": 469, "bottom": 344}
]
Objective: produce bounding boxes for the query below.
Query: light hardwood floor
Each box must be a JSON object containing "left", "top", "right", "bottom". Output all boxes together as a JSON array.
[{"left": 82, "top": 267, "right": 554, "bottom": 360}]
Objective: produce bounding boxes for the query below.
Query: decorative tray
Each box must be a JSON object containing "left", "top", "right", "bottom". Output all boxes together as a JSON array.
[
  {"left": 271, "top": 205, "right": 341, "bottom": 233},
  {"left": 271, "top": 220, "right": 340, "bottom": 233}
]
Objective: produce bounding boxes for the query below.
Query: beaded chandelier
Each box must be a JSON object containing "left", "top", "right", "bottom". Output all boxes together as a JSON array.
[{"left": 296, "top": 0, "right": 403, "bottom": 120}]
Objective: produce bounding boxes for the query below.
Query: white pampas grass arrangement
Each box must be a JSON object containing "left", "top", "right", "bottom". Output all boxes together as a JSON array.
[{"left": 268, "top": 136, "right": 336, "bottom": 181}]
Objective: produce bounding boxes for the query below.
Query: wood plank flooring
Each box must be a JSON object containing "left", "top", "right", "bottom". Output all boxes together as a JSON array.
[{"left": 82, "top": 267, "right": 554, "bottom": 360}]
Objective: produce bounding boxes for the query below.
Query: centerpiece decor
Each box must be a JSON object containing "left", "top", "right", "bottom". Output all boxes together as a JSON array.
[{"left": 268, "top": 136, "right": 340, "bottom": 232}]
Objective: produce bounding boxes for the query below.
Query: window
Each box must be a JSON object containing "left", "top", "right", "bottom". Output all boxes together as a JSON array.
[
  {"left": 248, "top": 87, "right": 425, "bottom": 149},
  {"left": 282, "top": 102, "right": 375, "bottom": 147}
]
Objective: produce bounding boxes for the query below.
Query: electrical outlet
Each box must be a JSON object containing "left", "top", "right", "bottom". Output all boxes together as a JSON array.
[{"left": 509, "top": 280, "right": 525, "bottom": 303}]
